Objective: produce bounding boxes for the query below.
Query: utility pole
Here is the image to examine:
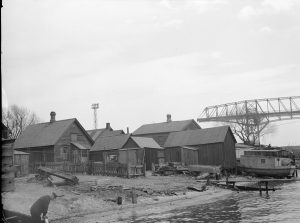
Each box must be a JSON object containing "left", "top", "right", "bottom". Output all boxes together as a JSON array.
[{"left": 91, "top": 103, "right": 99, "bottom": 129}]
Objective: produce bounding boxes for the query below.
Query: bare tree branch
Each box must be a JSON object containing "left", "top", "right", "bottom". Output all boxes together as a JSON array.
[{"left": 2, "top": 105, "right": 41, "bottom": 139}]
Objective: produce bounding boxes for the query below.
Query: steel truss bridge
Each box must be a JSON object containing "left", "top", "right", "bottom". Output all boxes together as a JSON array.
[{"left": 197, "top": 96, "right": 300, "bottom": 145}]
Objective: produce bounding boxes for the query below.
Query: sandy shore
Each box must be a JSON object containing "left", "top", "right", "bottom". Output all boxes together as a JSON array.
[
  {"left": 52, "top": 188, "right": 232, "bottom": 223},
  {"left": 2, "top": 173, "right": 233, "bottom": 222}
]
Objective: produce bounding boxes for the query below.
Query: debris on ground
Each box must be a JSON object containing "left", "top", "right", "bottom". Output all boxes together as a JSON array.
[
  {"left": 155, "top": 162, "right": 190, "bottom": 176},
  {"left": 187, "top": 184, "right": 207, "bottom": 192},
  {"left": 37, "top": 167, "right": 79, "bottom": 185}
]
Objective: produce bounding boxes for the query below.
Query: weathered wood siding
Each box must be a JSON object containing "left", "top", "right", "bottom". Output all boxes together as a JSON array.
[
  {"left": 14, "top": 154, "right": 30, "bottom": 176},
  {"left": 19, "top": 146, "right": 55, "bottom": 163},
  {"left": 197, "top": 143, "right": 224, "bottom": 166},
  {"left": 144, "top": 148, "right": 164, "bottom": 170},
  {"left": 165, "top": 147, "right": 181, "bottom": 163},
  {"left": 165, "top": 147, "right": 198, "bottom": 165},
  {"left": 119, "top": 148, "right": 144, "bottom": 165},
  {"left": 181, "top": 148, "right": 198, "bottom": 165},
  {"left": 54, "top": 122, "right": 92, "bottom": 162},
  {"left": 196, "top": 132, "right": 236, "bottom": 169},
  {"left": 223, "top": 131, "right": 237, "bottom": 169},
  {"left": 89, "top": 151, "right": 103, "bottom": 162},
  {"left": 2, "top": 141, "right": 15, "bottom": 192}
]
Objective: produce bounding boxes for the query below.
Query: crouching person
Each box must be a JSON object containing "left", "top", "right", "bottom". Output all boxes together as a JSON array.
[{"left": 30, "top": 192, "right": 57, "bottom": 223}]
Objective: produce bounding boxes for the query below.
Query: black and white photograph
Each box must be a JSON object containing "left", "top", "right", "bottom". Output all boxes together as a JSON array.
[{"left": 1, "top": 0, "right": 300, "bottom": 222}]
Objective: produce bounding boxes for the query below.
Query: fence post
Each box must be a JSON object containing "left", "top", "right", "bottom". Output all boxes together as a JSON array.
[
  {"left": 127, "top": 163, "right": 130, "bottom": 178},
  {"left": 104, "top": 158, "right": 107, "bottom": 175}
]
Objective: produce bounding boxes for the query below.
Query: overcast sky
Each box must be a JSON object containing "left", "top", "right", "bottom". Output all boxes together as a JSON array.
[{"left": 2, "top": 0, "right": 300, "bottom": 146}]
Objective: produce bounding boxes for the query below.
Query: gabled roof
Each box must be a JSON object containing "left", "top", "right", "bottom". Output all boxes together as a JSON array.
[
  {"left": 13, "top": 118, "right": 93, "bottom": 149},
  {"left": 100, "top": 130, "right": 125, "bottom": 138},
  {"left": 132, "top": 119, "right": 200, "bottom": 135},
  {"left": 90, "top": 134, "right": 131, "bottom": 151},
  {"left": 131, "top": 137, "right": 162, "bottom": 149},
  {"left": 87, "top": 129, "right": 124, "bottom": 141},
  {"left": 164, "top": 126, "right": 236, "bottom": 148},
  {"left": 87, "top": 129, "right": 107, "bottom": 141}
]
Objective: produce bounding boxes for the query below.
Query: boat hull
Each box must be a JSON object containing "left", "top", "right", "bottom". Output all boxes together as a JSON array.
[{"left": 240, "top": 166, "right": 296, "bottom": 177}]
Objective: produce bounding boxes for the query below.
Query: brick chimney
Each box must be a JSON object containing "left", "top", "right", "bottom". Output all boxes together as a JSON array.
[
  {"left": 127, "top": 127, "right": 130, "bottom": 134},
  {"left": 167, "top": 114, "right": 172, "bottom": 123},
  {"left": 50, "top": 111, "right": 56, "bottom": 123},
  {"left": 106, "top": 123, "right": 111, "bottom": 130}
]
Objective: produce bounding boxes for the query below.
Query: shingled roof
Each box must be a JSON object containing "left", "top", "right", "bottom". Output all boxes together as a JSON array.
[
  {"left": 87, "top": 129, "right": 125, "bottom": 141},
  {"left": 87, "top": 128, "right": 107, "bottom": 141},
  {"left": 131, "top": 137, "right": 162, "bottom": 149},
  {"left": 132, "top": 119, "right": 200, "bottom": 135},
  {"left": 164, "top": 126, "right": 236, "bottom": 148},
  {"left": 90, "top": 135, "right": 162, "bottom": 152},
  {"left": 13, "top": 119, "right": 93, "bottom": 149},
  {"left": 90, "top": 134, "right": 131, "bottom": 151}
]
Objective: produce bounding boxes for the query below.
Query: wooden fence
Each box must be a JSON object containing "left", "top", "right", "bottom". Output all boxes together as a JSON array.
[
  {"left": 30, "top": 162, "right": 90, "bottom": 174},
  {"left": 91, "top": 162, "right": 145, "bottom": 178},
  {"left": 30, "top": 161, "right": 145, "bottom": 178}
]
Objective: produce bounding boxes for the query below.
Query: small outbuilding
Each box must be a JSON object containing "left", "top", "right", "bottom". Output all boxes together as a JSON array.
[
  {"left": 164, "top": 126, "right": 237, "bottom": 170},
  {"left": 90, "top": 134, "right": 163, "bottom": 168}
]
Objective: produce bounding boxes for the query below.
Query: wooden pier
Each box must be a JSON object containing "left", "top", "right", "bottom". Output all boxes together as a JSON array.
[{"left": 197, "top": 178, "right": 300, "bottom": 195}]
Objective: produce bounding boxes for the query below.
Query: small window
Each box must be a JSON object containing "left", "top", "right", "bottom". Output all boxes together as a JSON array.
[
  {"left": 61, "top": 147, "right": 68, "bottom": 160},
  {"left": 261, "top": 159, "right": 266, "bottom": 164},
  {"left": 71, "top": 134, "right": 77, "bottom": 141},
  {"left": 107, "top": 154, "right": 118, "bottom": 162}
]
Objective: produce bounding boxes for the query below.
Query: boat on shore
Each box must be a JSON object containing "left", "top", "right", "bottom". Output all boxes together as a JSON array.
[{"left": 239, "top": 149, "right": 296, "bottom": 178}]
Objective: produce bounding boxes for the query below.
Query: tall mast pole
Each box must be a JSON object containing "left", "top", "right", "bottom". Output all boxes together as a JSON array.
[{"left": 91, "top": 103, "right": 99, "bottom": 129}]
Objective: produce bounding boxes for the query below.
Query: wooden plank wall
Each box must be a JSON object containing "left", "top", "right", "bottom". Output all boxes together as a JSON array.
[
  {"left": 14, "top": 154, "right": 30, "bottom": 176},
  {"left": 223, "top": 131, "right": 237, "bottom": 169},
  {"left": 2, "top": 141, "right": 15, "bottom": 192},
  {"left": 197, "top": 143, "right": 224, "bottom": 166},
  {"left": 181, "top": 148, "right": 198, "bottom": 165},
  {"left": 54, "top": 122, "right": 92, "bottom": 162},
  {"left": 165, "top": 147, "right": 181, "bottom": 163}
]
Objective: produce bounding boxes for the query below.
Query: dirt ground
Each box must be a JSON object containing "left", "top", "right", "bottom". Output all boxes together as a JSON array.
[{"left": 2, "top": 173, "right": 231, "bottom": 222}]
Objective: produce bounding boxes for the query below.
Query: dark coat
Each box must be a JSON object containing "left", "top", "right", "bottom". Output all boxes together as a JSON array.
[{"left": 30, "top": 195, "right": 51, "bottom": 216}]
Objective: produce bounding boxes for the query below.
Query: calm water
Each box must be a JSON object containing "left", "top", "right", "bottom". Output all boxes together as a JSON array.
[{"left": 124, "top": 181, "right": 300, "bottom": 223}]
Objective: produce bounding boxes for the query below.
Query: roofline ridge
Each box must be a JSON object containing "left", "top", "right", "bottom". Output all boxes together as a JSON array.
[{"left": 33, "top": 118, "right": 76, "bottom": 125}]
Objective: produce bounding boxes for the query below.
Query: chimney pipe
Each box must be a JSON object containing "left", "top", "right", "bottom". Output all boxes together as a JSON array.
[
  {"left": 106, "top": 123, "right": 111, "bottom": 130},
  {"left": 167, "top": 114, "right": 172, "bottom": 123},
  {"left": 127, "top": 127, "right": 129, "bottom": 134},
  {"left": 50, "top": 111, "right": 56, "bottom": 123}
]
